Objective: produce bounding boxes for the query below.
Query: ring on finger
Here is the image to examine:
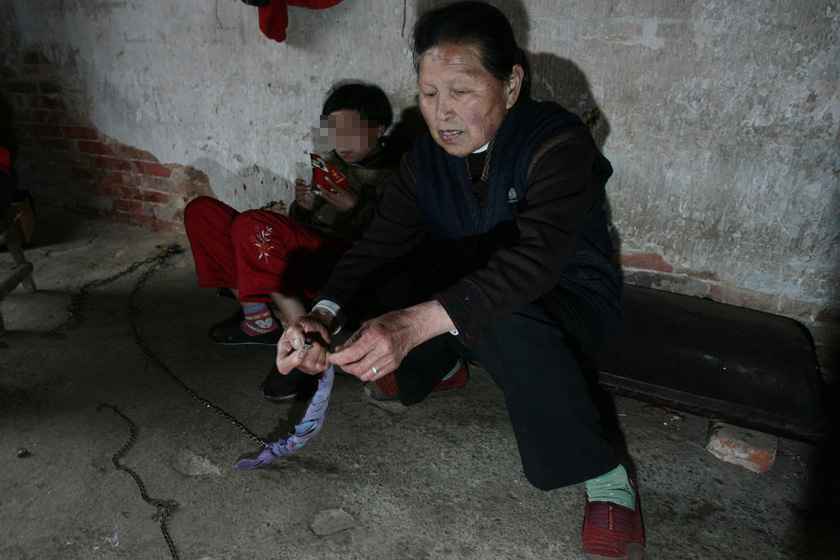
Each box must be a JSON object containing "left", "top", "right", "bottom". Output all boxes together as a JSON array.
[{"left": 371, "top": 366, "right": 379, "bottom": 377}]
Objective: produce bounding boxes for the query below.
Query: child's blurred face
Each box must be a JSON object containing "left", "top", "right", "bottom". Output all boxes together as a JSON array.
[{"left": 322, "top": 110, "right": 382, "bottom": 163}]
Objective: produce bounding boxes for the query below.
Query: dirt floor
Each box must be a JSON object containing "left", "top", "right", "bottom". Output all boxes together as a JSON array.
[{"left": 1, "top": 205, "right": 837, "bottom": 560}]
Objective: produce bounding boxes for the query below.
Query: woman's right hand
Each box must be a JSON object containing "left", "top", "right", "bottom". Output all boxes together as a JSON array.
[{"left": 294, "top": 178, "right": 316, "bottom": 211}]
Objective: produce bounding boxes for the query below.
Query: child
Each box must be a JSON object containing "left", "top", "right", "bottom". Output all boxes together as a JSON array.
[{"left": 184, "top": 82, "right": 398, "bottom": 400}]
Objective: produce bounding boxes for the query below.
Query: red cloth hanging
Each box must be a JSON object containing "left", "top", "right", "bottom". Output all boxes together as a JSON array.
[
  {"left": 0, "top": 146, "right": 9, "bottom": 175},
  {"left": 258, "top": 0, "right": 344, "bottom": 43}
]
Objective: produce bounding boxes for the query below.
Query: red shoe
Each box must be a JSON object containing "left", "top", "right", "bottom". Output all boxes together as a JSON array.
[
  {"left": 370, "top": 359, "right": 469, "bottom": 401},
  {"left": 582, "top": 483, "right": 645, "bottom": 560}
]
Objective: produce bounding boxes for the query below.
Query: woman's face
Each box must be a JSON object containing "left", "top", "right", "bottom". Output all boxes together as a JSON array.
[
  {"left": 418, "top": 43, "right": 523, "bottom": 157},
  {"left": 325, "top": 109, "right": 383, "bottom": 164}
]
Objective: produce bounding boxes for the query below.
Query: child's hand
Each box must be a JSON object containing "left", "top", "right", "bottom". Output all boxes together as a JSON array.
[
  {"left": 319, "top": 176, "right": 358, "bottom": 212},
  {"left": 294, "top": 178, "right": 316, "bottom": 211}
]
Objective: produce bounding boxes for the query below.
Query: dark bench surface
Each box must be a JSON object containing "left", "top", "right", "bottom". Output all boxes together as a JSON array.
[{"left": 590, "top": 285, "right": 830, "bottom": 443}]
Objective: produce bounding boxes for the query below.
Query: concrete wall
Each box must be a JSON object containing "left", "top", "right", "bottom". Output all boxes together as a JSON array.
[{"left": 1, "top": 1, "right": 838, "bottom": 330}]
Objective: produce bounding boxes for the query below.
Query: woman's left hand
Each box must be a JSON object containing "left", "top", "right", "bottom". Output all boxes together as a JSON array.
[
  {"left": 329, "top": 301, "right": 456, "bottom": 382},
  {"left": 319, "top": 176, "right": 358, "bottom": 212}
]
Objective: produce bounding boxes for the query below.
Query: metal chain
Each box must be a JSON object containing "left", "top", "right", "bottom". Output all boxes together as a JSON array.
[
  {"left": 84, "top": 244, "right": 269, "bottom": 560},
  {"left": 125, "top": 248, "right": 267, "bottom": 446},
  {"left": 97, "top": 403, "right": 180, "bottom": 560},
  {"left": 71, "top": 247, "right": 177, "bottom": 308}
]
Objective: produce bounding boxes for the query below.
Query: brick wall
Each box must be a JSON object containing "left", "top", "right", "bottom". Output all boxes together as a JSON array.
[
  {"left": 0, "top": 49, "right": 214, "bottom": 230},
  {"left": 1, "top": 52, "right": 836, "bottom": 378}
]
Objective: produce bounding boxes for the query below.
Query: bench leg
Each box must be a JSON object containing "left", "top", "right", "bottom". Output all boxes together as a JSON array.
[{"left": 3, "top": 216, "right": 35, "bottom": 292}]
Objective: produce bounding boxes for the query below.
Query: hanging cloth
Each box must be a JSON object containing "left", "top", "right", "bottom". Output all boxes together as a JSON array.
[
  {"left": 256, "top": 0, "right": 345, "bottom": 43},
  {"left": 234, "top": 365, "right": 335, "bottom": 469},
  {"left": 0, "top": 146, "right": 9, "bottom": 175}
]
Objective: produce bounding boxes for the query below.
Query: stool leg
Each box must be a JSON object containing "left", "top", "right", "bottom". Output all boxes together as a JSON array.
[{"left": 4, "top": 219, "right": 35, "bottom": 292}]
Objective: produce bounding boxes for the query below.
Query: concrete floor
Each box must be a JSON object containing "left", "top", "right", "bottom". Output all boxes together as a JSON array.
[{"left": 0, "top": 205, "right": 837, "bottom": 560}]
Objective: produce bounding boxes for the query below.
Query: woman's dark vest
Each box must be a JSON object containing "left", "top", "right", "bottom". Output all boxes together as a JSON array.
[{"left": 409, "top": 98, "right": 623, "bottom": 344}]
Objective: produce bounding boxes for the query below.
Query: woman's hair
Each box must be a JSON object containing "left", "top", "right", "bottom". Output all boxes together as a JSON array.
[
  {"left": 322, "top": 83, "right": 393, "bottom": 129},
  {"left": 412, "top": 1, "right": 531, "bottom": 100}
]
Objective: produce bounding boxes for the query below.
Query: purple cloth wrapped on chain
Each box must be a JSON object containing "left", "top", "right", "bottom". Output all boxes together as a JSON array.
[{"left": 235, "top": 365, "right": 334, "bottom": 470}]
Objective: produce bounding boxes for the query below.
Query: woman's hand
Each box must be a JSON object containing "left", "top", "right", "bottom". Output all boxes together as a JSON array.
[
  {"left": 276, "top": 311, "right": 334, "bottom": 374},
  {"left": 318, "top": 176, "right": 358, "bottom": 213},
  {"left": 294, "top": 178, "right": 317, "bottom": 211},
  {"left": 329, "top": 301, "right": 456, "bottom": 383}
]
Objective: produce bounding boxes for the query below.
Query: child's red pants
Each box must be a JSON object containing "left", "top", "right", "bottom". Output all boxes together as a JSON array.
[{"left": 184, "top": 196, "right": 347, "bottom": 302}]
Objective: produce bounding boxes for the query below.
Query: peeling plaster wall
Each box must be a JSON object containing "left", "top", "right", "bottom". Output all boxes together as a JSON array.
[{"left": 0, "top": 0, "right": 838, "bottom": 317}]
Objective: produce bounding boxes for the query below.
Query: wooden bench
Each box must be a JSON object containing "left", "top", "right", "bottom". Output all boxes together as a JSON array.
[{"left": 589, "top": 285, "right": 830, "bottom": 443}]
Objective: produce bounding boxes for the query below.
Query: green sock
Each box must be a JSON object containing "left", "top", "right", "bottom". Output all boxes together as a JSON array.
[
  {"left": 441, "top": 360, "right": 461, "bottom": 381},
  {"left": 584, "top": 464, "right": 635, "bottom": 510}
]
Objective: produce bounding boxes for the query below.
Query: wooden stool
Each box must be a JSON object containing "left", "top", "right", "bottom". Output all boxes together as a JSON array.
[{"left": 0, "top": 205, "right": 36, "bottom": 334}]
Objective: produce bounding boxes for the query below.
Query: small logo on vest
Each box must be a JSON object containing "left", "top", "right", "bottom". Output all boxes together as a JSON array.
[{"left": 507, "top": 188, "right": 519, "bottom": 203}]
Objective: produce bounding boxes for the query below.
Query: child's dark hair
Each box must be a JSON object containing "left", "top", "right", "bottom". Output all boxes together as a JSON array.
[
  {"left": 322, "top": 83, "right": 393, "bottom": 129},
  {"left": 412, "top": 1, "right": 531, "bottom": 102}
]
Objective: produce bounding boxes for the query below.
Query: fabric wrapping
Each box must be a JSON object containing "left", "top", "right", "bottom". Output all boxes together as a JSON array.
[{"left": 235, "top": 365, "right": 334, "bottom": 469}]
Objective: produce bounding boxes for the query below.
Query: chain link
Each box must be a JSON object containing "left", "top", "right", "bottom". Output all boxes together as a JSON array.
[
  {"left": 97, "top": 403, "right": 180, "bottom": 560},
  {"left": 125, "top": 248, "right": 267, "bottom": 446},
  {"left": 86, "top": 244, "right": 269, "bottom": 559}
]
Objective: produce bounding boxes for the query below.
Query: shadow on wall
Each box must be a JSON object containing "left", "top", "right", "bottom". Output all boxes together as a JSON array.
[
  {"left": 188, "top": 101, "right": 429, "bottom": 213},
  {"left": 414, "top": 0, "right": 610, "bottom": 145},
  {"left": 188, "top": 156, "right": 289, "bottom": 212},
  {"left": 412, "top": 0, "right": 619, "bottom": 250}
]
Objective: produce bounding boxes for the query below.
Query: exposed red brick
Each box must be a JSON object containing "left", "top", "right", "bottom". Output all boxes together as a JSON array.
[
  {"left": 59, "top": 126, "right": 99, "bottom": 140},
  {"left": 617, "top": 252, "right": 673, "bottom": 273},
  {"left": 71, "top": 167, "right": 101, "bottom": 181},
  {"left": 27, "top": 95, "right": 64, "bottom": 111},
  {"left": 706, "top": 422, "right": 777, "bottom": 473},
  {"left": 113, "top": 199, "right": 148, "bottom": 215},
  {"left": 25, "top": 109, "right": 70, "bottom": 124},
  {"left": 170, "top": 178, "right": 214, "bottom": 198},
  {"left": 170, "top": 181, "right": 194, "bottom": 195},
  {"left": 106, "top": 171, "right": 130, "bottom": 186},
  {"left": 777, "top": 298, "right": 820, "bottom": 323},
  {"left": 36, "top": 137, "right": 74, "bottom": 152},
  {"left": 815, "top": 307, "right": 840, "bottom": 325},
  {"left": 85, "top": 155, "right": 132, "bottom": 172},
  {"left": 709, "top": 284, "right": 774, "bottom": 310},
  {"left": 131, "top": 189, "right": 170, "bottom": 204},
  {"left": 129, "top": 215, "right": 175, "bottom": 231},
  {"left": 77, "top": 141, "right": 115, "bottom": 156},
  {"left": 92, "top": 183, "right": 132, "bottom": 199},
  {"left": 137, "top": 176, "right": 171, "bottom": 192},
  {"left": 133, "top": 160, "right": 172, "bottom": 178},
  {"left": 109, "top": 211, "right": 132, "bottom": 225},
  {"left": 29, "top": 124, "right": 62, "bottom": 138},
  {"left": 114, "top": 145, "right": 157, "bottom": 162},
  {"left": 682, "top": 270, "right": 719, "bottom": 282}
]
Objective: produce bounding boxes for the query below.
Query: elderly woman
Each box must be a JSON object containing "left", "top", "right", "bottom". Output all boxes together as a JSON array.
[{"left": 276, "top": 2, "right": 644, "bottom": 558}]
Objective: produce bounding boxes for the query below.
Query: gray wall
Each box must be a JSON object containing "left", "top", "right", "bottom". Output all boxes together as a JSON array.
[{"left": 1, "top": 0, "right": 838, "bottom": 325}]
